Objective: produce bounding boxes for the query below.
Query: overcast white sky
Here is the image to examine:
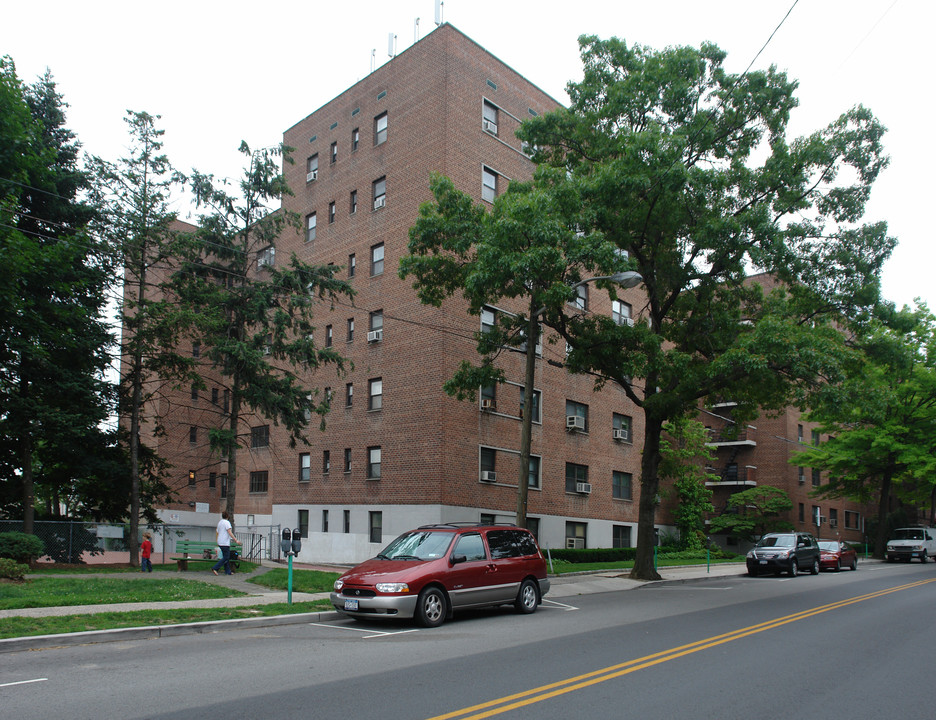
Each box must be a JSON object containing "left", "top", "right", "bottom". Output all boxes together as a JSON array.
[{"left": 2, "top": 0, "right": 931, "bottom": 310}]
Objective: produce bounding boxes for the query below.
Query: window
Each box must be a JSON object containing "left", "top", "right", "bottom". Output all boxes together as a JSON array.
[
  {"left": 368, "top": 377, "right": 383, "bottom": 410},
  {"left": 223, "top": 389, "right": 230, "bottom": 414},
  {"left": 209, "top": 472, "right": 216, "bottom": 488},
  {"left": 369, "top": 311, "right": 383, "bottom": 341},
  {"left": 480, "top": 447, "right": 496, "bottom": 478},
  {"left": 480, "top": 384, "right": 496, "bottom": 411},
  {"left": 373, "top": 177, "right": 386, "bottom": 210},
  {"left": 565, "top": 462, "right": 588, "bottom": 493},
  {"left": 306, "top": 154, "right": 318, "bottom": 182},
  {"left": 322, "top": 509, "right": 329, "bottom": 533},
  {"left": 344, "top": 448, "right": 351, "bottom": 473},
  {"left": 344, "top": 509, "right": 351, "bottom": 533},
  {"left": 369, "top": 511, "right": 382, "bottom": 543},
  {"left": 374, "top": 112, "right": 387, "bottom": 145},
  {"left": 528, "top": 455, "right": 541, "bottom": 490},
  {"left": 798, "top": 466, "right": 805, "bottom": 484},
  {"left": 798, "top": 503, "right": 805, "bottom": 522},
  {"left": 325, "top": 324, "right": 333, "bottom": 347},
  {"left": 845, "top": 510, "right": 859, "bottom": 530},
  {"left": 348, "top": 253, "right": 356, "bottom": 277},
  {"left": 190, "top": 384, "right": 199, "bottom": 403},
  {"left": 211, "top": 388, "right": 219, "bottom": 405},
  {"left": 612, "top": 300, "right": 632, "bottom": 326},
  {"left": 351, "top": 127, "right": 360, "bottom": 152},
  {"left": 519, "top": 387, "right": 541, "bottom": 422},
  {"left": 347, "top": 318, "right": 354, "bottom": 342},
  {"left": 572, "top": 283, "right": 588, "bottom": 310},
  {"left": 829, "top": 508, "right": 839, "bottom": 527},
  {"left": 345, "top": 383, "right": 353, "bottom": 407},
  {"left": 371, "top": 242, "right": 385, "bottom": 275},
  {"left": 299, "top": 453, "right": 310, "bottom": 482},
  {"left": 249, "top": 470, "right": 268, "bottom": 493},
  {"left": 298, "top": 510, "right": 309, "bottom": 538},
  {"left": 330, "top": 141, "right": 337, "bottom": 164},
  {"left": 323, "top": 450, "right": 330, "bottom": 473},
  {"left": 328, "top": 201, "right": 335, "bottom": 224},
  {"left": 613, "top": 471, "right": 633, "bottom": 500},
  {"left": 306, "top": 212, "right": 316, "bottom": 243},
  {"left": 258, "top": 245, "right": 275, "bottom": 268},
  {"left": 453, "top": 532, "right": 487, "bottom": 562},
  {"left": 367, "top": 446, "right": 381, "bottom": 479},
  {"left": 565, "top": 522, "right": 587, "bottom": 549},
  {"left": 612, "top": 525, "right": 632, "bottom": 548},
  {"left": 812, "top": 468, "right": 821, "bottom": 487},
  {"left": 797, "top": 424, "right": 804, "bottom": 443},
  {"left": 251, "top": 425, "right": 270, "bottom": 448},
  {"left": 811, "top": 429, "right": 820, "bottom": 446},
  {"left": 526, "top": 517, "right": 540, "bottom": 543},
  {"left": 192, "top": 342, "right": 200, "bottom": 358},
  {"left": 350, "top": 190, "right": 357, "bottom": 215},
  {"left": 482, "top": 100, "right": 498, "bottom": 136},
  {"left": 566, "top": 400, "right": 588, "bottom": 432},
  {"left": 188, "top": 470, "right": 196, "bottom": 487},
  {"left": 613, "top": 413, "right": 632, "bottom": 442},
  {"left": 189, "top": 426, "right": 197, "bottom": 444},
  {"left": 482, "top": 166, "right": 498, "bottom": 202},
  {"left": 481, "top": 306, "right": 496, "bottom": 334},
  {"left": 220, "top": 474, "right": 228, "bottom": 498}
]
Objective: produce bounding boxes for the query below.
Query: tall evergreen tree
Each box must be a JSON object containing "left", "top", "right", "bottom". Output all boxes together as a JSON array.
[
  {"left": 171, "top": 142, "right": 354, "bottom": 520},
  {"left": 0, "top": 60, "right": 114, "bottom": 531}
]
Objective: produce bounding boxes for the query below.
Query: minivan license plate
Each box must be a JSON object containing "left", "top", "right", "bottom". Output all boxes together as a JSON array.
[
  {"left": 759, "top": 560, "right": 767, "bottom": 565},
  {"left": 344, "top": 599, "right": 359, "bottom": 611}
]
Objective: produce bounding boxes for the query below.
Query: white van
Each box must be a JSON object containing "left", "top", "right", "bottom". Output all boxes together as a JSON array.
[{"left": 885, "top": 527, "right": 936, "bottom": 563}]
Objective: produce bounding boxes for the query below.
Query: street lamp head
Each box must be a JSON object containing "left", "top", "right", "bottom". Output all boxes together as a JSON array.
[{"left": 609, "top": 271, "right": 643, "bottom": 289}]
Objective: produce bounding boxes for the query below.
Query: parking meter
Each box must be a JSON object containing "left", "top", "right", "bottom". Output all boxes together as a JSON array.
[
  {"left": 281, "top": 528, "right": 293, "bottom": 555},
  {"left": 291, "top": 529, "right": 302, "bottom": 555}
]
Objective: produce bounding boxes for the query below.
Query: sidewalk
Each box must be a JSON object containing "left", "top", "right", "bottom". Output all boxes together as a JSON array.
[{"left": 0, "top": 562, "right": 748, "bottom": 653}]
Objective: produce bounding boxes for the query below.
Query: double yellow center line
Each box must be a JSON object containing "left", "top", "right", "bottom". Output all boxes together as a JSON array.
[{"left": 428, "top": 578, "right": 936, "bottom": 720}]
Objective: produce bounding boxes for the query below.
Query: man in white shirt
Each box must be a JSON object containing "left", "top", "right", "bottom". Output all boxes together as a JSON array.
[{"left": 211, "top": 511, "right": 238, "bottom": 576}]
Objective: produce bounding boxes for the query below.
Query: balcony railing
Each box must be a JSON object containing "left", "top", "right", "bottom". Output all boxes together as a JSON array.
[
  {"left": 705, "top": 465, "right": 756, "bottom": 486},
  {"left": 705, "top": 427, "right": 756, "bottom": 446}
]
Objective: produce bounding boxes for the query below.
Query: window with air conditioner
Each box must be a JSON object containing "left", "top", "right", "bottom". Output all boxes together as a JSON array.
[
  {"left": 565, "top": 462, "right": 588, "bottom": 493},
  {"left": 306, "top": 154, "right": 318, "bottom": 182},
  {"left": 612, "top": 299, "right": 633, "bottom": 326},
  {"left": 613, "top": 413, "right": 632, "bottom": 442},
  {"left": 482, "top": 100, "right": 498, "bottom": 136},
  {"left": 373, "top": 176, "right": 386, "bottom": 210},
  {"left": 368, "top": 311, "right": 383, "bottom": 342},
  {"left": 576, "top": 482, "right": 592, "bottom": 494},
  {"left": 480, "top": 447, "right": 496, "bottom": 482},
  {"left": 566, "top": 400, "right": 588, "bottom": 432},
  {"left": 257, "top": 245, "right": 275, "bottom": 269}
]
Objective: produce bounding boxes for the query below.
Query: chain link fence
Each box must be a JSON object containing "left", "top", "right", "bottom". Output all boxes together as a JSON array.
[{"left": 0, "top": 520, "right": 282, "bottom": 565}]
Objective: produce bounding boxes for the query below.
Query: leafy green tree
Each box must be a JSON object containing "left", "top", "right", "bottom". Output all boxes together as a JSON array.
[
  {"left": 404, "top": 36, "right": 892, "bottom": 580},
  {"left": 170, "top": 142, "right": 354, "bottom": 519},
  {"left": 0, "top": 60, "right": 114, "bottom": 532},
  {"left": 791, "top": 304, "right": 936, "bottom": 557},
  {"left": 708, "top": 486, "right": 793, "bottom": 543},
  {"left": 89, "top": 111, "right": 188, "bottom": 566},
  {"left": 659, "top": 418, "right": 716, "bottom": 550}
]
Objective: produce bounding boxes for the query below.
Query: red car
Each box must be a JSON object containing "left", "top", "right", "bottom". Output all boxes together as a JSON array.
[
  {"left": 330, "top": 523, "right": 550, "bottom": 628},
  {"left": 818, "top": 540, "right": 858, "bottom": 571}
]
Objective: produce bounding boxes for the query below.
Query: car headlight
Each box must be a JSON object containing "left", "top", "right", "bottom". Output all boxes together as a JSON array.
[
  {"left": 376, "top": 582, "right": 410, "bottom": 593},
  {"left": 334, "top": 579, "right": 344, "bottom": 591},
  {"left": 887, "top": 545, "right": 894, "bottom": 551},
  {"left": 912, "top": 545, "right": 923, "bottom": 551},
  {"left": 746, "top": 551, "right": 754, "bottom": 558}
]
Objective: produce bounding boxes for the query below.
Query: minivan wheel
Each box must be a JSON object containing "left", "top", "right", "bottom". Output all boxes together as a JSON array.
[
  {"left": 921, "top": 552, "right": 928, "bottom": 564},
  {"left": 515, "top": 579, "right": 539, "bottom": 614},
  {"left": 788, "top": 559, "right": 798, "bottom": 577},
  {"left": 810, "top": 559, "right": 820, "bottom": 575},
  {"left": 415, "top": 587, "right": 446, "bottom": 628}
]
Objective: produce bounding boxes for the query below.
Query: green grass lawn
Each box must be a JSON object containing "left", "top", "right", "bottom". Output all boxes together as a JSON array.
[
  {"left": 247, "top": 568, "right": 339, "bottom": 593},
  {"left": 0, "top": 576, "right": 246, "bottom": 610},
  {"left": 0, "top": 600, "right": 335, "bottom": 640},
  {"left": 28, "top": 561, "right": 260, "bottom": 574}
]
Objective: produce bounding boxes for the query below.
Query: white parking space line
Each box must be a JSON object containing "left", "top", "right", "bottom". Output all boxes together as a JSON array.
[
  {"left": 542, "top": 599, "right": 579, "bottom": 611},
  {"left": 307, "top": 622, "right": 420, "bottom": 639},
  {"left": 0, "top": 678, "right": 48, "bottom": 688}
]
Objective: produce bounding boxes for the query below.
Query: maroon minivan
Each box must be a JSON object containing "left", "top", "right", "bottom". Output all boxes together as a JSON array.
[{"left": 330, "top": 523, "right": 551, "bottom": 627}]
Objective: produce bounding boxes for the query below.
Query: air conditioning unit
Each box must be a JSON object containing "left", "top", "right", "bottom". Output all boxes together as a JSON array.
[
  {"left": 576, "top": 482, "right": 592, "bottom": 494},
  {"left": 566, "top": 537, "right": 585, "bottom": 549},
  {"left": 367, "top": 329, "right": 383, "bottom": 343},
  {"left": 480, "top": 398, "right": 495, "bottom": 411},
  {"left": 373, "top": 196, "right": 386, "bottom": 210},
  {"left": 480, "top": 470, "right": 496, "bottom": 482},
  {"left": 613, "top": 428, "right": 630, "bottom": 442},
  {"left": 566, "top": 415, "right": 585, "bottom": 431},
  {"left": 306, "top": 170, "right": 317, "bottom": 182},
  {"left": 829, "top": 519, "right": 838, "bottom": 528},
  {"left": 483, "top": 119, "right": 498, "bottom": 134}
]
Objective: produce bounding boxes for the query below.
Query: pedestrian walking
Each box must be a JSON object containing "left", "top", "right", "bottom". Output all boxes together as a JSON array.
[
  {"left": 140, "top": 533, "right": 153, "bottom": 573},
  {"left": 211, "top": 512, "right": 238, "bottom": 576}
]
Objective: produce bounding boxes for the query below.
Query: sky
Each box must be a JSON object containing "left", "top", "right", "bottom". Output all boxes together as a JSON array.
[{"left": 2, "top": 0, "right": 931, "bottom": 310}]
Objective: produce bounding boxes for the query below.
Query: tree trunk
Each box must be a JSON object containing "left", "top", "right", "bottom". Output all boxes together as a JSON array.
[
  {"left": 873, "top": 470, "right": 892, "bottom": 559},
  {"left": 631, "top": 413, "right": 664, "bottom": 580},
  {"left": 224, "top": 390, "right": 240, "bottom": 521},
  {"left": 516, "top": 305, "right": 539, "bottom": 528}
]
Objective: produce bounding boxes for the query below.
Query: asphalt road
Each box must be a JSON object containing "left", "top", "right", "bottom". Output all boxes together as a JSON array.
[{"left": 2, "top": 561, "right": 934, "bottom": 720}]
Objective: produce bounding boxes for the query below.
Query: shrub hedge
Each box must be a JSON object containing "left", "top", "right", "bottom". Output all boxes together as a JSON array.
[
  {"left": 0, "top": 532, "right": 45, "bottom": 563},
  {"left": 544, "top": 546, "right": 740, "bottom": 563}
]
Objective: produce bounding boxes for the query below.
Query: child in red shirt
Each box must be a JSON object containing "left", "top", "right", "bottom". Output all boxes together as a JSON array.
[{"left": 141, "top": 533, "right": 153, "bottom": 573}]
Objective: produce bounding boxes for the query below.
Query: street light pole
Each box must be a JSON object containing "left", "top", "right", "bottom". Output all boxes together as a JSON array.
[{"left": 515, "top": 271, "right": 643, "bottom": 528}]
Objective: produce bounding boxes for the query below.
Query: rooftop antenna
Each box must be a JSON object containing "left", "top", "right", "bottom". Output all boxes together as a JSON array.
[
  {"left": 415, "top": 17, "right": 420, "bottom": 42},
  {"left": 370, "top": 48, "right": 376, "bottom": 73},
  {"left": 388, "top": 32, "right": 397, "bottom": 58},
  {"left": 435, "top": 0, "right": 443, "bottom": 26}
]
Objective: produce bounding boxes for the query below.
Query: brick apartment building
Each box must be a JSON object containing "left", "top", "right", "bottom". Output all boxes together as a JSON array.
[{"left": 151, "top": 24, "right": 871, "bottom": 562}]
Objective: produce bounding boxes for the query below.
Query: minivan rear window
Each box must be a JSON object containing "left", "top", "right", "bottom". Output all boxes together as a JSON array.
[{"left": 488, "top": 529, "right": 538, "bottom": 559}]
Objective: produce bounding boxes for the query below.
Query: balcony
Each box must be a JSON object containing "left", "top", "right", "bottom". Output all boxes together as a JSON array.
[
  {"left": 705, "top": 465, "right": 757, "bottom": 487},
  {"left": 705, "top": 427, "right": 756, "bottom": 447}
]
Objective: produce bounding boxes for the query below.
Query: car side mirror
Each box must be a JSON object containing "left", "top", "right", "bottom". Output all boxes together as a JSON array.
[{"left": 450, "top": 554, "right": 467, "bottom": 565}]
